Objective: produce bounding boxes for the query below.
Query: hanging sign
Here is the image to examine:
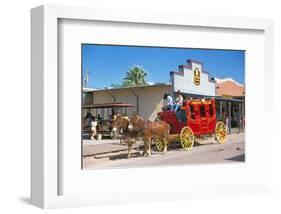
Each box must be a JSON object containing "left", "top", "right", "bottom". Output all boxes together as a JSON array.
[{"left": 194, "top": 67, "right": 200, "bottom": 85}]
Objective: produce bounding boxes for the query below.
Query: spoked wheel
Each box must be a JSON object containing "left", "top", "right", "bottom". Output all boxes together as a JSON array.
[
  {"left": 155, "top": 138, "right": 165, "bottom": 152},
  {"left": 180, "top": 126, "right": 195, "bottom": 150},
  {"left": 215, "top": 121, "right": 226, "bottom": 144}
]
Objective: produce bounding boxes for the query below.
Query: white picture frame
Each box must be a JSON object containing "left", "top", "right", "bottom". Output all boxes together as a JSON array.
[{"left": 31, "top": 4, "right": 274, "bottom": 209}]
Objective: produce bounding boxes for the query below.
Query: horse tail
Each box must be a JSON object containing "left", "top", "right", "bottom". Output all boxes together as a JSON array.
[{"left": 167, "top": 123, "right": 171, "bottom": 135}]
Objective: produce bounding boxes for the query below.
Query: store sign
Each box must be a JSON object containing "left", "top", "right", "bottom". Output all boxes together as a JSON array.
[
  {"left": 221, "top": 94, "right": 233, "bottom": 99},
  {"left": 194, "top": 68, "right": 200, "bottom": 85}
]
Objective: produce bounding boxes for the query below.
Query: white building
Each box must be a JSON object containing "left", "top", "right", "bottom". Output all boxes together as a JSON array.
[
  {"left": 83, "top": 83, "right": 171, "bottom": 121},
  {"left": 170, "top": 59, "right": 216, "bottom": 97}
]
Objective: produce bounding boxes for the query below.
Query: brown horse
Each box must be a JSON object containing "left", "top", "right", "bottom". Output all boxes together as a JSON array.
[
  {"left": 129, "top": 113, "right": 170, "bottom": 156},
  {"left": 112, "top": 114, "right": 138, "bottom": 158},
  {"left": 111, "top": 114, "right": 130, "bottom": 136}
]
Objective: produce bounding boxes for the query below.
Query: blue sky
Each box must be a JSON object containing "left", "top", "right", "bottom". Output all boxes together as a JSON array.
[{"left": 82, "top": 44, "right": 245, "bottom": 89}]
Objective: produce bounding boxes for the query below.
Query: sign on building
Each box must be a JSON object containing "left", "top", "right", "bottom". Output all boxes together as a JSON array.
[{"left": 194, "top": 67, "right": 201, "bottom": 85}]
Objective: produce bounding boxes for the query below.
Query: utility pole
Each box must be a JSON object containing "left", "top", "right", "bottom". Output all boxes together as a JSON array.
[{"left": 83, "top": 70, "right": 91, "bottom": 88}]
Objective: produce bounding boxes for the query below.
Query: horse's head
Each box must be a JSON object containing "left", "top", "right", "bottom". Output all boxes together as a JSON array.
[
  {"left": 128, "top": 113, "right": 143, "bottom": 131},
  {"left": 112, "top": 113, "right": 130, "bottom": 131},
  {"left": 112, "top": 114, "right": 123, "bottom": 132}
]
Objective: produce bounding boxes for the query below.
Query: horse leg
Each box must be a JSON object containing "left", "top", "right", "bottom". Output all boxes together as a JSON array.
[
  {"left": 142, "top": 136, "right": 151, "bottom": 157},
  {"left": 163, "top": 139, "right": 168, "bottom": 155},
  {"left": 144, "top": 141, "right": 147, "bottom": 156},
  {"left": 120, "top": 128, "right": 123, "bottom": 144},
  {"left": 127, "top": 140, "right": 132, "bottom": 159},
  {"left": 120, "top": 136, "right": 124, "bottom": 145},
  {"left": 148, "top": 138, "right": 152, "bottom": 157},
  {"left": 143, "top": 138, "right": 148, "bottom": 156}
]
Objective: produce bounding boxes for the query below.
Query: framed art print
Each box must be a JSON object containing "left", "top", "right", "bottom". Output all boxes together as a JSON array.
[{"left": 31, "top": 5, "right": 274, "bottom": 208}]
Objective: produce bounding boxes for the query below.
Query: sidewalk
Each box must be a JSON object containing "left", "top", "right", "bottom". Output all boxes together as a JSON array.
[{"left": 83, "top": 139, "right": 143, "bottom": 157}]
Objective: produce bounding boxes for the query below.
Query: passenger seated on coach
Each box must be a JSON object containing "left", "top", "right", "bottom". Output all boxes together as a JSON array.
[
  {"left": 174, "top": 90, "right": 183, "bottom": 112},
  {"left": 163, "top": 93, "right": 174, "bottom": 111}
]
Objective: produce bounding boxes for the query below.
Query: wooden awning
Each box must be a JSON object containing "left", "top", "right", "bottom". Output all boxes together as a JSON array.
[{"left": 82, "top": 103, "right": 135, "bottom": 109}]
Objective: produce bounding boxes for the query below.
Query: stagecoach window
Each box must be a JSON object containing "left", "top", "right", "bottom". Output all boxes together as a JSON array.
[
  {"left": 190, "top": 105, "right": 195, "bottom": 119},
  {"left": 200, "top": 105, "right": 206, "bottom": 117},
  {"left": 209, "top": 104, "right": 214, "bottom": 116}
]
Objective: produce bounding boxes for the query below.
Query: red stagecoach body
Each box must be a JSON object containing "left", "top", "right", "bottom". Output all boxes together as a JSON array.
[{"left": 158, "top": 98, "right": 217, "bottom": 136}]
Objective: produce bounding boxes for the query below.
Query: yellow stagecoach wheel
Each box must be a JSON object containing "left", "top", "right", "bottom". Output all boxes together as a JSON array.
[
  {"left": 155, "top": 138, "right": 165, "bottom": 152},
  {"left": 215, "top": 121, "right": 226, "bottom": 144},
  {"left": 180, "top": 126, "right": 195, "bottom": 151}
]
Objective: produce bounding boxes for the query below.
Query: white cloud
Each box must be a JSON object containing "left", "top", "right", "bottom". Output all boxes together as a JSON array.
[{"left": 147, "top": 81, "right": 155, "bottom": 85}]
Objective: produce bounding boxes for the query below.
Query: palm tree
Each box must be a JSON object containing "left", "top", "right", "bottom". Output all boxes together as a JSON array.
[{"left": 122, "top": 65, "right": 148, "bottom": 86}]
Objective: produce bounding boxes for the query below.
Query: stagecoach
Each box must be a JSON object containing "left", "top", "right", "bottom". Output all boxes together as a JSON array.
[
  {"left": 82, "top": 102, "right": 134, "bottom": 139},
  {"left": 155, "top": 98, "right": 226, "bottom": 151}
]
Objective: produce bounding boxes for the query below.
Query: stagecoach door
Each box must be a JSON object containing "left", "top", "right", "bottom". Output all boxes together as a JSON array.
[{"left": 199, "top": 105, "right": 208, "bottom": 132}]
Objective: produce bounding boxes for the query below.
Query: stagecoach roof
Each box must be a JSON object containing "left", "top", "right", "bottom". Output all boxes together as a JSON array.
[{"left": 82, "top": 103, "right": 135, "bottom": 109}]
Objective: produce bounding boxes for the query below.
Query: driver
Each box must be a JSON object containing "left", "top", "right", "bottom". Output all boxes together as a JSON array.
[{"left": 163, "top": 93, "right": 174, "bottom": 111}]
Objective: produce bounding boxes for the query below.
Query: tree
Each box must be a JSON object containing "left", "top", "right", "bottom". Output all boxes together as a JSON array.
[
  {"left": 110, "top": 83, "right": 122, "bottom": 88},
  {"left": 122, "top": 65, "right": 148, "bottom": 86}
]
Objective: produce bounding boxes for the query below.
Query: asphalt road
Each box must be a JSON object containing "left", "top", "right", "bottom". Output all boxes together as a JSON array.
[{"left": 83, "top": 132, "right": 245, "bottom": 170}]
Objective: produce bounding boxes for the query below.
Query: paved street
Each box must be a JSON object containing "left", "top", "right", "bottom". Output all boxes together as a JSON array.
[{"left": 83, "top": 132, "right": 245, "bottom": 170}]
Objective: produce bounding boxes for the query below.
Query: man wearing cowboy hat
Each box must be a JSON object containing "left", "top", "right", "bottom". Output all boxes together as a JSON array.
[
  {"left": 163, "top": 92, "right": 174, "bottom": 111},
  {"left": 174, "top": 90, "right": 183, "bottom": 112}
]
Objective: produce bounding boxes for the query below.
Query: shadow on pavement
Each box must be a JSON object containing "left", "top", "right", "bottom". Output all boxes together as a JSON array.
[
  {"left": 109, "top": 151, "right": 143, "bottom": 160},
  {"left": 225, "top": 153, "right": 245, "bottom": 162}
]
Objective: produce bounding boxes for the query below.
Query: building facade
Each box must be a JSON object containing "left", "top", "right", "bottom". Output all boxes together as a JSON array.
[
  {"left": 215, "top": 78, "right": 245, "bottom": 132},
  {"left": 170, "top": 60, "right": 216, "bottom": 97}
]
